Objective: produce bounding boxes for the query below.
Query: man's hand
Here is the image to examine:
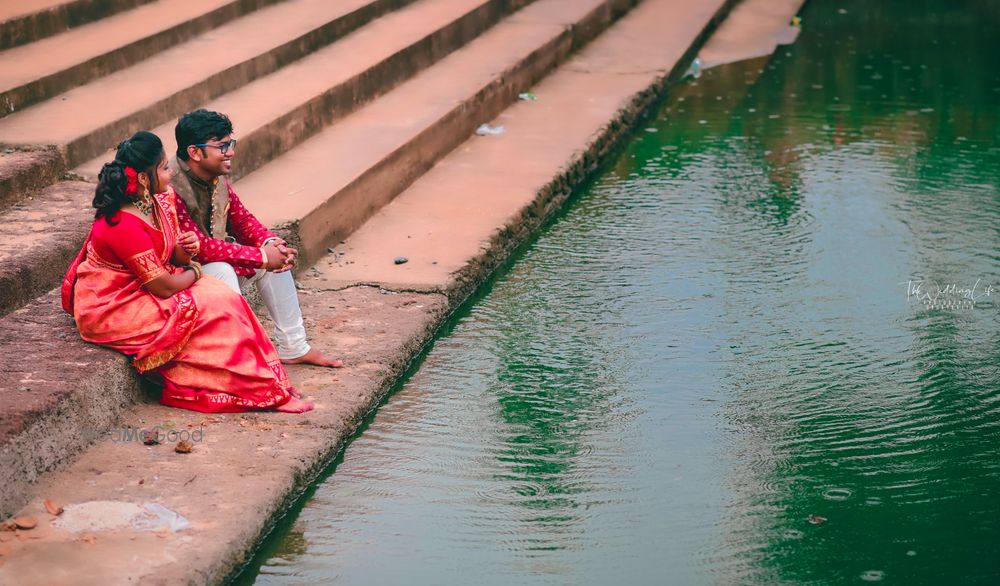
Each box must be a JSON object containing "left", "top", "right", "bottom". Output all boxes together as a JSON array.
[
  {"left": 262, "top": 242, "right": 286, "bottom": 271},
  {"left": 274, "top": 241, "right": 298, "bottom": 273}
]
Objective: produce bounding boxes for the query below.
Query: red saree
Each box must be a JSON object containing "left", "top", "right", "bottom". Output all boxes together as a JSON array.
[{"left": 61, "top": 188, "right": 294, "bottom": 413}]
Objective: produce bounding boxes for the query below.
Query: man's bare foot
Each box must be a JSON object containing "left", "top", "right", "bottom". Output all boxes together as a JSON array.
[
  {"left": 281, "top": 348, "right": 345, "bottom": 368},
  {"left": 274, "top": 397, "right": 314, "bottom": 413}
]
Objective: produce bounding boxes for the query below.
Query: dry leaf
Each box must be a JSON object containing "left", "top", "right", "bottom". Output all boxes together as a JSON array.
[
  {"left": 142, "top": 431, "right": 160, "bottom": 446},
  {"left": 0, "top": 520, "right": 15, "bottom": 532},
  {"left": 138, "top": 478, "right": 144, "bottom": 485},
  {"left": 175, "top": 440, "right": 193, "bottom": 454},
  {"left": 44, "top": 499, "right": 63, "bottom": 516},
  {"left": 12, "top": 517, "right": 36, "bottom": 530}
]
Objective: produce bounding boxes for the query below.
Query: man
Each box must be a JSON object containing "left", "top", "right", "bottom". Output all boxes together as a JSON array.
[{"left": 172, "top": 109, "right": 342, "bottom": 368}]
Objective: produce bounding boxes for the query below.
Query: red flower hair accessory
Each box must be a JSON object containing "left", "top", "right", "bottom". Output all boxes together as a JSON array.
[{"left": 124, "top": 166, "right": 139, "bottom": 196}]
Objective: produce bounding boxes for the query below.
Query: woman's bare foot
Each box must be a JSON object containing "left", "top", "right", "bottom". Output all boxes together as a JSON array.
[
  {"left": 281, "top": 348, "right": 345, "bottom": 368},
  {"left": 274, "top": 397, "right": 314, "bottom": 413},
  {"left": 288, "top": 387, "right": 303, "bottom": 399}
]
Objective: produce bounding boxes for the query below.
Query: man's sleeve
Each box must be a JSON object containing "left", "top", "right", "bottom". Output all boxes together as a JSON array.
[
  {"left": 226, "top": 185, "right": 277, "bottom": 248},
  {"left": 175, "top": 195, "right": 265, "bottom": 269}
]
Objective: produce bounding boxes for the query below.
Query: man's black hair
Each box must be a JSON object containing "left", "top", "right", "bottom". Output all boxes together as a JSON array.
[{"left": 175, "top": 109, "right": 233, "bottom": 161}]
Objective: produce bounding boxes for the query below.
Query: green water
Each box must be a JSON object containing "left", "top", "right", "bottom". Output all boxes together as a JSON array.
[{"left": 239, "top": 1, "right": 999, "bottom": 583}]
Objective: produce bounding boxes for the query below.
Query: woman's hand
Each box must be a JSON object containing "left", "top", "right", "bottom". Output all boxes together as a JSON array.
[
  {"left": 178, "top": 231, "right": 200, "bottom": 256},
  {"left": 172, "top": 231, "right": 199, "bottom": 265}
]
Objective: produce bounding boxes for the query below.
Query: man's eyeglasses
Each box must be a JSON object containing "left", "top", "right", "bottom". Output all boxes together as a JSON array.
[{"left": 192, "top": 139, "right": 237, "bottom": 154}]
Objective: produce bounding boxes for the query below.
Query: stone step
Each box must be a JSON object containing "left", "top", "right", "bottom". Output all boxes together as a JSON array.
[
  {"left": 0, "top": 180, "right": 93, "bottom": 317},
  {"left": 0, "top": 148, "right": 64, "bottom": 213},
  {"left": 237, "top": 0, "right": 639, "bottom": 268},
  {"left": 74, "top": 0, "right": 535, "bottom": 182},
  {"left": 0, "top": 0, "right": 289, "bottom": 119},
  {"left": 0, "top": 290, "right": 143, "bottom": 521},
  {"left": 0, "top": 0, "right": 414, "bottom": 171},
  {"left": 308, "top": 0, "right": 736, "bottom": 300},
  {"left": 0, "top": 0, "right": 155, "bottom": 50},
  {"left": 0, "top": 0, "right": 529, "bottom": 319}
]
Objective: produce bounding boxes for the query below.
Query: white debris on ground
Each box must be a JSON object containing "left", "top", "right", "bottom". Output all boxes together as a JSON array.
[{"left": 52, "top": 501, "right": 190, "bottom": 533}]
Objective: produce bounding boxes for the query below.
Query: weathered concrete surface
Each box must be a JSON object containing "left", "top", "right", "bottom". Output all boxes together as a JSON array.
[
  {"left": 0, "top": 0, "right": 409, "bottom": 165},
  {"left": 304, "top": 0, "right": 735, "bottom": 300},
  {"left": 73, "top": 0, "right": 536, "bottom": 181},
  {"left": 0, "top": 0, "right": 290, "bottom": 118},
  {"left": 0, "top": 0, "right": 740, "bottom": 581},
  {"left": 240, "top": 0, "right": 639, "bottom": 270},
  {"left": 0, "top": 181, "right": 91, "bottom": 318},
  {"left": 0, "top": 147, "right": 64, "bottom": 212},
  {"left": 0, "top": 0, "right": 155, "bottom": 51},
  {"left": 0, "top": 288, "right": 449, "bottom": 584},
  {"left": 0, "top": 292, "right": 142, "bottom": 522}
]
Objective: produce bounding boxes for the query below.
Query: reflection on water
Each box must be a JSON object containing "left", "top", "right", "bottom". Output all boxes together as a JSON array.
[{"left": 239, "top": 0, "right": 999, "bottom": 583}]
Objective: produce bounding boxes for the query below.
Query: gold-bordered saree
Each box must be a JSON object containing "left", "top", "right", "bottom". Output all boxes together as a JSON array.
[{"left": 62, "top": 188, "right": 294, "bottom": 413}]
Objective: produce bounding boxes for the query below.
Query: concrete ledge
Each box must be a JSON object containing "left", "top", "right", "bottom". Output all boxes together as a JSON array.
[
  {"left": 0, "top": 0, "right": 290, "bottom": 118},
  {"left": 0, "top": 0, "right": 414, "bottom": 165},
  {"left": 303, "top": 0, "right": 738, "bottom": 297},
  {"left": 73, "top": 0, "right": 537, "bottom": 182},
  {"left": 242, "top": 0, "right": 641, "bottom": 270},
  {"left": 0, "top": 180, "right": 92, "bottom": 318},
  {"left": 0, "top": 0, "right": 155, "bottom": 51},
  {"left": 0, "top": 291, "right": 142, "bottom": 519},
  {"left": 0, "top": 147, "right": 64, "bottom": 212}
]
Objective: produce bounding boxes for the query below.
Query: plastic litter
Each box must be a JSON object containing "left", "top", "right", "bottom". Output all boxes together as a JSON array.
[
  {"left": 394, "top": 256, "right": 408, "bottom": 265},
  {"left": 475, "top": 123, "right": 505, "bottom": 136},
  {"left": 136, "top": 503, "right": 191, "bottom": 532},
  {"left": 518, "top": 92, "right": 537, "bottom": 101},
  {"left": 683, "top": 57, "right": 701, "bottom": 79}
]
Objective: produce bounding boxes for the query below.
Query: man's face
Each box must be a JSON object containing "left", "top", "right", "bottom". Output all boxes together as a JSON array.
[{"left": 186, "top": 134, "right": 236, "bottom": 178}]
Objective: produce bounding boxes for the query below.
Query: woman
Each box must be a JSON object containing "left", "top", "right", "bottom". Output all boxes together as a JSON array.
[{"left": 61, "top": 131, "right": 313, "bottom": 413}]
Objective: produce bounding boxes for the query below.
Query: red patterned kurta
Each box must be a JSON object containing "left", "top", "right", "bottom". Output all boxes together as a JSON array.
[
  {"left": 62, "top": 188, "right": 295, "bottom": 413},
  {"left": 175, "top": 184, "right": 276, "bottom": 277}
]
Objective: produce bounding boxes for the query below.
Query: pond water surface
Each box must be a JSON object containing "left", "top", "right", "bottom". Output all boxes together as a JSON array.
[{"left": 238, "top": 0, "right": 999, "bottom": 583}]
